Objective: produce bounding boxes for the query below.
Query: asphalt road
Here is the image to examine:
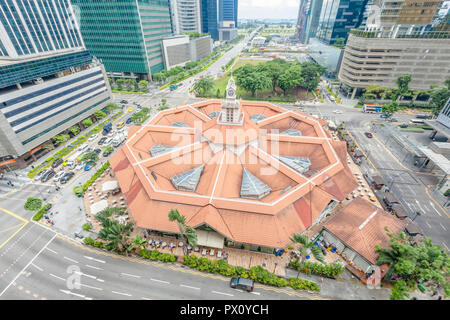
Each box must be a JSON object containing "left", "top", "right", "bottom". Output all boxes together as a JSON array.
[{"left": 0, "top": 220, "right": 321, "bottom": 300}]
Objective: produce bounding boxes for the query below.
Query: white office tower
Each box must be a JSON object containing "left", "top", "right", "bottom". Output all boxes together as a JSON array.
[
  {"left": 170, "top": 0, "right": 202, "bottom": 34},
  {"left": 0, "top": 0, "right": 112, "bottom": 170}
]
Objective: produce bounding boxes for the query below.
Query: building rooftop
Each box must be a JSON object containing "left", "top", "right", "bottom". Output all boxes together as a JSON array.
[
  {"left": 324, "top": 197, "right": 406, "bottom": 264},
  {"left": 110, "top": 100, "right": 358, "bottom": 248}
]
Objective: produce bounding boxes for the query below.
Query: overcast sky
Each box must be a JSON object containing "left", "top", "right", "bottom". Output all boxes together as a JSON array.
[{"left": 239, "top": 0, "right": 300, "bottom": 20}]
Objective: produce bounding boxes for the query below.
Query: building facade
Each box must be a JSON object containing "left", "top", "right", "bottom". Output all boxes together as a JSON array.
[
  {"left": 296, "top": 0, "right": 311, "bottom": 43},
  {"left": 169, "top": 0, "right": 202, "bottom": 34},
  {"left": 338, "top": 30, "right": 450, "bottom": 98},
  {"left": 315, "top": 0, "right": 369, "bottom": 44},
  {"left": 71, "top": 0, "right": 173, "bottom": 80},
  {"left": 201, "top": 0, "right": 238, "bottom": 41},
  {"left": 201, "top": 0, "right": 219, "bottom": 40},
  {"left": 0, "top": 0, "right": 84, "bottom": 58},
  {"left": 0, "top": 0, "right": 112, "bottom": 170},
  {"left": 161, "top": 34, "right": 212, "bottom": 69}
]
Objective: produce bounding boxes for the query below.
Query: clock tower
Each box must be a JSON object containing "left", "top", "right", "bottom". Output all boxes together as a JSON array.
[{"left": 219, "top": 76, "right": 242, "bottom": 125}]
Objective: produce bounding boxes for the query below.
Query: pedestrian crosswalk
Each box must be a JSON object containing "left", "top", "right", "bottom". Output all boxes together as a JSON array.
[{"left": 0, "top": 169, "right": 30, "bottom": 195}]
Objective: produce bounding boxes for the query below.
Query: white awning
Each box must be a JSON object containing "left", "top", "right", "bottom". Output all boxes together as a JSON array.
[
  {"left": 196, "top": 230, "right": 224, "bottom": 249},
  {"left": 418, "top": 146, "right": 450, "bottom": 175},
  {"left": 102, "top": 180, "right": 119, "bottom": 192},
  {"left": 90, "top": 200, "right": 109, "bottom": 215}
]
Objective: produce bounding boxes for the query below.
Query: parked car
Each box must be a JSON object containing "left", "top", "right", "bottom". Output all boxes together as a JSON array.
[
  {"left": 333, "top": 109, "right": 343, "bottom": 114},
  {"left": 93, "top": 148, "right": 102, "bottom": 154},
  {"left": 107, "top": 130, "right": 116, "bottom": 138},
  {"left": 97, "top": 137, "right": 107, "bottom": 145},
  {"left": 64, "top": 161, "right": 76, "bottom": 169},
  {"left": 51, "top": 158, "right": 64, "bottom": 168},
  {"left": 34, "top": 169, "right": 49, "bottom": 181},
  {"left": 103, "top": 138, "right": 113, "bottom": 146},
  {"left": 60, "top": 172, "right": 75, "bottom": 184},
  {"left": 88, "top": 133, "right": 98, "bottom": 141},
  {"left": 229, "top": 277, "right": 254, "bottom": 292},
  {"left": 126, "top": 117, "right": 132, "bottom": 124},
  {"left": 120, "top": 100, "right": 128, "bottom": 104},
  {"left": 53, "top": 171, "right": 66, "bottom": 182},
  {"left": 128, "top": 108, "right": 133, "bottom": 113},
  {"left": 364, "top": 132, "right": 373, "bottom": 138},
  {"left": 84, "top": 164, "right": 93, "bottom": 171},
  {"left": 41, "top": 170, "right": 56, "bottom": 182},
  {"left": 116, "top": 121, "right": 125, "bottom": 129},
  {"left": 78, "top": 144, "right": 90, "bottom": 153},
  {"left": 74, "top": 231, "right": 84, "bottom": 239},
  {"left": 75, "top": 163, "right": 84, "bottom": 171}
]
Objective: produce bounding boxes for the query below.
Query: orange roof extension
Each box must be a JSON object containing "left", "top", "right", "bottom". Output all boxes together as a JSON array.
[
  {"left": 323, "top": 197, "right": 406, "bottom": 264},
  {"left": 110, "top": 100, "right": 358, "bottom": 248}
]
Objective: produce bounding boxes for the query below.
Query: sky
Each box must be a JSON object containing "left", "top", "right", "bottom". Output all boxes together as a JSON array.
[{"left": 239, "top": 0, "right": 299, "bottom": 20}]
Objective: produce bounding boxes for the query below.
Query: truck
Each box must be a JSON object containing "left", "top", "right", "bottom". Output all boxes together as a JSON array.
[{"left": 102, "top": 122, "right": 112, "bottom": 136}]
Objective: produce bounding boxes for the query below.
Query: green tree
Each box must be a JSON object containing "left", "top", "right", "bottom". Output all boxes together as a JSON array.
[
  {"left": 81, "top": 151, "right": 99, "bottom": 164},
  {"left": 68, "top": 125, "right": 80, "bottom": 136},
  {"left": 82, "top": 118, "right": 93, "bottom": 128},
  {"left": 234, "top": 65, "right": 272, "bottom": 97},
  {"left": 193, "top": 77, "right": 214, "bottom": 96},
  {"left": 138, "top": 80, "right": 148, "bottom": 90},
  {"left": 52, "top": 133, "right": 70, "bottom": 146},
  {"left": 94, "top": 110, "right": 107, "bottom": 120},
  {"left": 376, "top": 230, "right": 450, "bottom": 296},
  {"left": 299, "top": 62, "right": 324, "bottom": 93},
  {"left": 127, "top": 234, "right": 147, "bottom": 254},
  {"left": 185, "top": 61, "right": 199, "bottom": 69},
  {"left": 115, "top": 78, "right": 124, "bottom": 90},
  {"left": 24, "top": 197, "right": 42, "bottom": 211},
  {"left": 430, "top": 87, "right": 450, "bottom": 116},
  {"left": 278, "top": 64, "right": 303, "bottom": 96},
  {"left": 168, "top": 209, "right": 198, "bottom": 248},
  {"left": 390, "top": 280, "right": 410, "bottom": 300},
  {"left": 290, "top": 233, "right": 325, "bottom": 279},
  {"left": 103, "top": 145, "right": 114, "bottom": 154},
  {"left": 445, "top": 78, "right": 450, "bottom": 89},
  {"left": 396, "top": 74, "right": 412, "bottom": 101},
  {"left": 258, "top": 58, "right": 289, "bottom": 93},
  {"left": 383, "top": 101, "right": 399, "bottom": 117}
]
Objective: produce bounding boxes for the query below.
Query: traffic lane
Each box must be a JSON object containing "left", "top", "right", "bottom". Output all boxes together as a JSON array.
[
  {"left": 0, "top": 224, "right": 55, "bottom": 296},
  {"left": 21, "top": 236, "right": 312, "bottom": 300}
]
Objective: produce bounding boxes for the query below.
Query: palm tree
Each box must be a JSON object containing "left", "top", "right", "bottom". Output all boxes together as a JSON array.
[
  {"left": 168, "top": 209, "right": 198, "bottom": 249},
  {"left": 290, "top": 233, "right": 325, "bottom": 279},
  {"left": 127, "top": 234, "right": 147, "bottom": 254}
]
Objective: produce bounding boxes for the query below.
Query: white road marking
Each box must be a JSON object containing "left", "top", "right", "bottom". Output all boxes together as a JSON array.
[
  {"left": 31, "top": 263, "right": 43, "bottom": 272},
  {"left": 425, "top": 221, "right": 432, "bottom": 228},
  {"left": 429, "top": 202, "right": 442, "bottom": 217},
  {"left": 112, "top": 291, "right": 132, "bottom": 297},
  {"left": 150, "top": 278, "right": 170, "bottom": 284},
  {"left": 64, "top": 257, "right": 79, "bottom": 264},
  {"left": 85, "top": 265, "right": 103, "bottom": 271},
  {"left": 212, "top": 290, "right": 234, "bottom": 297},
  {"left": 59, "top": 289, "right": 92, "bottom": 300},
  {"left": 180, "top": 284, "right": 200, "bottom": 290},
  {"left": 120, "top": 273, "right": 141, "bottom": 278},
  {"left": 83, "top": 256, "right": 105, "bottom": 263},
  {"left": 142, "top": 297, "right": 152, "bottom": 300},
  {"left": 80, "top": 283, "right": 103, "bottom": 291},
  {"left": 439, "top": 223, "right": 447, "bottom": 231},
  {"left": 415, "top": 200, "right": 426, "bottom": 214},
  {"left": 0, "top": 234, "right": 56, "bottom": 297},
  {"left": 46, "top": 248, "right": 58, "bottom": 254},
  {"left": 50, "top": 273, "right": 65, "bottom": 281},
  {"left": 251, "top": 292, "right": 261, "bottom": 295}
]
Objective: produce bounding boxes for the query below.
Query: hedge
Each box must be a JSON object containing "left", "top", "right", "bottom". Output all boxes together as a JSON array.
[
  {"left": 288, "top": 260, "right": 345, "bottom": 278},
  {"left": 32, "top": 203, "right": 50, "bottom": 221},
  {"left": 138, "top": 249, "right": 176, "bottom": 263},
  {"left": 24, "top": 197, "right": 42, "bottom": 211},
  {"left": 182, "top": 254, "right": 320, "bottom": 292}
]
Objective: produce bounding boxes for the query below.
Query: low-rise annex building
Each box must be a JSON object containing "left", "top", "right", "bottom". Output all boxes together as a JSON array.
[{"left": 110, "top": 78, "right": 358, "bottom": 252}]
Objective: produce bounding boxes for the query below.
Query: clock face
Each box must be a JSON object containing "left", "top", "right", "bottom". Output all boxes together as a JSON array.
[{"left": 228, "top": 89, "right": 235, "bottom": 96}]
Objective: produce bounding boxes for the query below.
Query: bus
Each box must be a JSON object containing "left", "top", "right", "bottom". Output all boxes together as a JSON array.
[{"left": 362, "top": 104, "right": 383, "bottom": 113}]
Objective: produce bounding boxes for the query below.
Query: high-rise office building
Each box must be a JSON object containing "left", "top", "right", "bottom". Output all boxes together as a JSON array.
[
  {"left": 169, "top": 0, "right": 202, "bottom": 34},
  {"left": 201, "top": 0, "right": 238, "bottom": 41},
  {"left": 71, "top": 0, "right": 173, "bottom": 80},
  {"left": 0, "top": 0, "right": 112, "bottom": 170},
  {"left": 296, "top": 0, "right": 311, "bottom": 43},
  {"left": 315, "top": 0, "right": 369, "bottom": 44},
  {"left": 0, "top": 0, "right": 84, "bottom": 58}
]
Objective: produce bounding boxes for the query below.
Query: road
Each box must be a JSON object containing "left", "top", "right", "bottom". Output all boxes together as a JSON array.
[
  {"left": 290, "top": 101, "right": 449, "bottom": 250},
  {"left": 0, "top": 218, "right": 321, "bottom": 300}
]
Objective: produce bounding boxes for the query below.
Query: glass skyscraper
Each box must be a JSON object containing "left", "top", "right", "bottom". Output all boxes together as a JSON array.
[
  {"left": 0, "top": 0, "right": 84, "bottom": 58},
  {"left": 71, "top": 0, "right": 173, "bottom": 79},
  {"left": 315, "top": 0, "right": 368, "bottom": 44},
  {"left": 201, "top": 0, "right": 238, "bottom": 41}
]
